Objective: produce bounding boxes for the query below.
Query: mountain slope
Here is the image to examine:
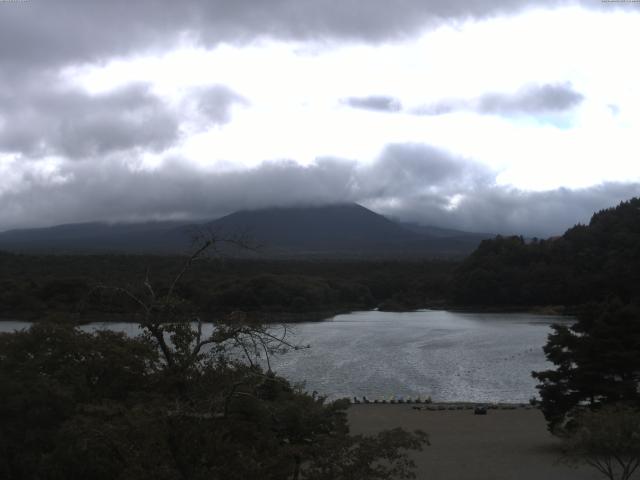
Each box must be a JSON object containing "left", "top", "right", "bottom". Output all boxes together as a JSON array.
[
  {"left": 0, "top": 221, "right": 192, "bottom": 253},
  {"left": 206, "top": 204, "right": 419, "bottom": 251},
  {"left": 0, "top": 204, "right": 490, "bottom": 257},
  {"left": 199, "top": 203, "right": 489, "bottom": 257}
]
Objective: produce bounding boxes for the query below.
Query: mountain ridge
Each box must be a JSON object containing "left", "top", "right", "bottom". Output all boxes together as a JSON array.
[{"left": 0, "top": 203, "right": 491, "bottom": 257}]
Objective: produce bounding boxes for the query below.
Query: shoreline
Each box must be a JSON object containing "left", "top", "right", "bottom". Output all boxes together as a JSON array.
[
  {"left": 349, "top": 400, "right": 538, "bottom": 409},
  {"left": 0, "top": 308, "right": 352, "bottom": 324},
  {"left": 423, "top": 304, "right": 573, "bottom": 316},
  {"left": 0, "top": 304, "right": 575, "bottom": 324}
]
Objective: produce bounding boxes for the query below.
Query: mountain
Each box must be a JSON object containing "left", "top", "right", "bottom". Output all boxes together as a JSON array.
[
  {"left": 0, "top": 203, "right": 491, "bottom": 257},
  {"left": 206, "top": 204, "right": 415, "bottom": 252},
  {"left": 204, "top": 204, "right": 489, "bottom": 257}
]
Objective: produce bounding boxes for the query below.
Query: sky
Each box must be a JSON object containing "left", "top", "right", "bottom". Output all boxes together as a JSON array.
[{"left": 0, "top": 0, "right": 639, "bottom": 236}]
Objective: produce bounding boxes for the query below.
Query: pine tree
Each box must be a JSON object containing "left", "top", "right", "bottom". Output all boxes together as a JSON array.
[{"left": 533, "top": 301, "right": 640, "bottom": 430}]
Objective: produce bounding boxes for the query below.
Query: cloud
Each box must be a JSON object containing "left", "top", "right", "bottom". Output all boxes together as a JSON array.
[
  {"left": 352, "top": 144, "right": 492, "bottom": 199},
  {"left": 2, "top": 142, "right": 638, "bottom": 237},
  {"left": 0, "top": 83, "right": 179, "bottom": 159},
  {"left": 0, "top": 1, "right": 607, "bottom": 77},
  {"left": 477, "top": 83, "right": 584, "bottom": 114},
  {"left": 0, "top": 156, "right": 357, "bottom": 229},
  {"left": 380, "top": 183, "right": 640, "bottom": 237},
  {"left": 342, "top": 96, "right": 402, "bottom": 112},
  {"left": 0, "top": 81, "right": 247, "bottom": 160},
  {"left": 412, "top": 101, "right": 460, "bottom": 116},
  {"left": 414, "top": 83, "right": 584, "bottom": 116},
  {"left": 195, "top": 85, "right": 248, "bottom": 124}
]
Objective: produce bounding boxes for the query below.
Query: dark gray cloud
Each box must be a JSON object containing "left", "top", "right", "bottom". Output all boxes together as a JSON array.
[
  {"left": 414, "top": 83, "right": 584, "bottom": 116},
  {"left": 0, "top": 1, "right": 602, "bottom": 77},
  {"left": 342, "top": 96, "right": 402, "bottom": 112},
  {"left": 0, "top": 81, "right": 245, "bottom": 159},
  {"left": 0, "top": 83, "right": 179, "bottom": 159},
  {"left": 2, "top": 142, "right": 638, "bottom": 237}
]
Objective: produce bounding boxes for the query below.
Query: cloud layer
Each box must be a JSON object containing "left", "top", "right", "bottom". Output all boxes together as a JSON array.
[
  {"left": 0, "top": 0, "right": 579, "bottom": 74},
  {"left": 2, "top": 143, "right": 638, "bottom": 237}
]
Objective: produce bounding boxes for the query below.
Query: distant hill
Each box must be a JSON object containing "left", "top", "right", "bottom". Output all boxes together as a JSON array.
[
  {"left": 0, "top": 220, "right": 193, "bottom": 254},
  {"left": 400, "top": 222, "right": 492, "bottom": 242},
  {"left": 0, "top": 203, "right": 491, "bottom": 257},
  {"left": 452, "top": 197, "right": 640, "bottom": 306}
]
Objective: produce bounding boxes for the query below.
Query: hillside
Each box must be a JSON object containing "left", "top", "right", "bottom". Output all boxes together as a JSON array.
[
  {"left": 452, "top": 197, "right": 640, "bottom": 307},
  {"left": 0, "top": 203, "right": 490, "bottom": 258},
  {"left": 0, "top": 221, "right": 192, "bottom": 254}
]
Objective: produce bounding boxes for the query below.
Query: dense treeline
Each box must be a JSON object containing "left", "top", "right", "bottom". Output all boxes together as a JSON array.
[
  {"left": 0, "top": 254, "right": 455, "bottom": 320},
  {"left": 453, "top": 198, "right": 640, "bottom": 308}
]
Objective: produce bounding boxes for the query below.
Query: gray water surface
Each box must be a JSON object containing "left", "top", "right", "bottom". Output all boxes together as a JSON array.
[
  {"left": 272, "top": 310, "right": 571, "bottom": 403},
  {"left": 0, "top": 310, "right": 568, "bottom": 403}
]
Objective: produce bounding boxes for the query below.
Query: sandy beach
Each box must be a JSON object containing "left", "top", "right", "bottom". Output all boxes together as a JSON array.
[{"left": 348, "top": 404, "right": 602, "bottom": 480}]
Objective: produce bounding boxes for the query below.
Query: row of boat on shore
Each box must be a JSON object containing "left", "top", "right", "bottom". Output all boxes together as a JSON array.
[{"left": 351, "top": 396, "right": 539, "bottom": 410}]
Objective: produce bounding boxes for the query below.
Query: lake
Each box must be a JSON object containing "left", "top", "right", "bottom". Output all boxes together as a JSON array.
[{"left": 0, "top": 310, "right": 569, "bottom": 403}]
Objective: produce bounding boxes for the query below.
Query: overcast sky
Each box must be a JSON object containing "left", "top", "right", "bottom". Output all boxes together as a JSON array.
[{"left": 1, "top": 0, "right": 639, "bottom": 236}]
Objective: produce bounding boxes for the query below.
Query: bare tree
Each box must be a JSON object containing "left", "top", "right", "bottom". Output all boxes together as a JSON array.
[{"left": 90, "top": 230, "right": 300, "bottom": 371}]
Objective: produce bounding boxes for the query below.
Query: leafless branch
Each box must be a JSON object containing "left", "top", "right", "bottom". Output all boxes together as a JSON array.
[{"left": 144, "top": 268, "right": 156, "bottom": 301}]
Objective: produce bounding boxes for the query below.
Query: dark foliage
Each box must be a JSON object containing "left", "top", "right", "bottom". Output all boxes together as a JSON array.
[
  {"left": 561, "top": 404, "right": 640, "bottom": 480},
  {"left": 0, "top": 239, "right": 428, "bottom": 479},
  {"left": 0, "top": 323, "right": 428, "bottom": 480},
  {"left": 0, "top": 254, "right": 455, "bottom": 320},
  {"left": 532, "top": 301, "right": 640, "bottom": 430},
  {"left": 453, "top": 197, "right": 640, "bottom": 307}
]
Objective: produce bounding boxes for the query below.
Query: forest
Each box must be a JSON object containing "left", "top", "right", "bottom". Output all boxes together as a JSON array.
[
  {"left": 0, "top": 254, "right": 455, "bottom": 321},
  {"left": 453, "top": 197, "right": 640, "bottom": 309}
]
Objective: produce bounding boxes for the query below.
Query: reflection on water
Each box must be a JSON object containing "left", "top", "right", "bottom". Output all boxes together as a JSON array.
[
  {"left": 267, "top": 310, "right": 571, "bottom": 403},
  {"left": 0, "top": 310, "right": 571, "bottom": 403}
]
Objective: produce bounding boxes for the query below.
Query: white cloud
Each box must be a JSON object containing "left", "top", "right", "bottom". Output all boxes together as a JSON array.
[{"left": 51, "top": 7, "right": 640, "bottom": 191}]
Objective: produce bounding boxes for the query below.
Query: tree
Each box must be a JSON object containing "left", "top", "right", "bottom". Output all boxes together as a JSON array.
[
  {"left": 561, "top": 404, "right": 640, "bottom": 480},
  {"left": 0, "top": 323, "right": 159, "bottom": 480},
  {"left": 532, "top": 301, "right": 640, "bottom": 430},
  {"left": 0, "top": 236, "right": 428, "bottom": 479},
  {"left": 452, "top": 197, "right": 640, "bottom": 309}
]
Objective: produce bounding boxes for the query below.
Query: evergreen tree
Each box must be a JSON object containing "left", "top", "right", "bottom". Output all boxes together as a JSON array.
[{"left": 532, "top": 301, "right": 640, "bottom": 430}]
